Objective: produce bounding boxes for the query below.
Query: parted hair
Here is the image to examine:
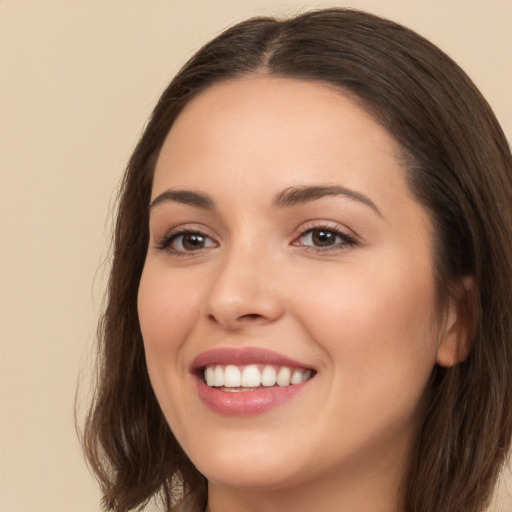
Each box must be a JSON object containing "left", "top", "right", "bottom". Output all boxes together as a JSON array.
[{"left": 81, "top": 8, "right": 512, "bottom": 512}]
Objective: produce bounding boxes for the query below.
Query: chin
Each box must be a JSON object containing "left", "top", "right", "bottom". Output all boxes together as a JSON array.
[
  {"left": 199, "top": 458, "right": 303, "bottom": 491},
  {"left": 183, "top": 431, "right": 310, "bottom": 490}
]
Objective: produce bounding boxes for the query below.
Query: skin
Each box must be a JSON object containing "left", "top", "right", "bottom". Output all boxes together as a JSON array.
[{"left": 137, "top": 76, "right": 464, "bottom": 512}]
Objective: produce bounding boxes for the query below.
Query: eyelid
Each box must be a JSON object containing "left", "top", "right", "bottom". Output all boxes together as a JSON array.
[
  {"left": 291, "top": 220, "right": 359, "bottom": 251},
  {"left": 293, "top": 220, "right": 358, "bottom": 240},
  {"left": 154, "top": 223, "right": 219, "bottom": 253}
]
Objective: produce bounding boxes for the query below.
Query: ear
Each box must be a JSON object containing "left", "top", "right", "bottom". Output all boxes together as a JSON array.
[{"left": 436, "top": 276, "right": 475, "bottom": 368}]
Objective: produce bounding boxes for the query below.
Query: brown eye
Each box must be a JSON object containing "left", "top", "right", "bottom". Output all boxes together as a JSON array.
[
  {"left": 181, "top": 233, "right": 206, "bottom": 250},
  {"left": 294, "top": 227, "right": 357, "bottom": 251},
  {"left": 300, "top": 229, "right": 341, "bottom": 247},
  {"left": 310, "top": 229, "right": 338, "bottom": 247},
  {"left": 169, "top": 232, "right": 217, "bottom": 252}
]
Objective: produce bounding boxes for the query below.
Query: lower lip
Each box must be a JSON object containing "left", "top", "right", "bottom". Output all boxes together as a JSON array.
[{"left": 195, "top": 376, "right": 311, "bottom": 416}]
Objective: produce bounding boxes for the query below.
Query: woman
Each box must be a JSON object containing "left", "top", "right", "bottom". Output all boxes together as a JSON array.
[{"left": 82, "top": 8, "right": 512, "bottom": 512}]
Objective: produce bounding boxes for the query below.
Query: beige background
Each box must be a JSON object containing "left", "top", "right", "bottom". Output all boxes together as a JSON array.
[{"left": 0, "top": 1, "right": 510, "bottom": 511}]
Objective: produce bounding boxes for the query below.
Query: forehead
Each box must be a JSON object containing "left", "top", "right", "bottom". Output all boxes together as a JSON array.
[{"left": 153, "top": 76, "right": 414, "bottom": 214}]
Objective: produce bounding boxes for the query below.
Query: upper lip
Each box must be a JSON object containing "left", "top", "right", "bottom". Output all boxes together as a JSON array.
[{"left": 190, "top": 347, "right": 314, "bottom": 372}]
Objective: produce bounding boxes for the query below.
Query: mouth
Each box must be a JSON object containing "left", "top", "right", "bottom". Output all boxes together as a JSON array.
[
  {"left": 191, "top": 347, "right": 317, "bottom": 415},
  {"left": 202, "top": 364, "right": 313, "bottom": 391}
]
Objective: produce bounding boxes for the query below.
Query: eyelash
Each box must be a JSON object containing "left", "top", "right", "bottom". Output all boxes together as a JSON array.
[
  {"left": 156, "top": 224, "right": 358, "bottom": 256},
  {"left": 293, "top": 224, "right": 358, "bottom": 252},
  {"left": 156, "top": 229, "right": 218, "bottom": 257}
]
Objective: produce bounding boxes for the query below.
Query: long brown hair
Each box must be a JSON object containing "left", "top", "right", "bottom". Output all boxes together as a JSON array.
[{"left": 81, "top": 8, "right": 512, "bottom": 512}]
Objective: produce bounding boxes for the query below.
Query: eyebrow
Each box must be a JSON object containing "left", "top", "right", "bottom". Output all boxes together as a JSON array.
[
  {"left": 273, "top": 185, "right": 382, "bottom": 217},
  {"left": 150, "top": 189, "right": 215, "bottom": 210},
  {"left": 150, "top": 184, "right": 382, "bottom": 217}
]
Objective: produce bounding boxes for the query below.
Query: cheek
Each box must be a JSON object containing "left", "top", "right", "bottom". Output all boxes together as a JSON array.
[
  {"left": 137, "top": 264, "right": 203, "bottom": 396},
  {"left": 292, "top": 259, "right": 439, "bottom": 398},
  {"left": 137, "top": 264, "right": 205, "bottom": 440},
  {"left": 138, "top": 265, "right": 198, "bottom": 348}
]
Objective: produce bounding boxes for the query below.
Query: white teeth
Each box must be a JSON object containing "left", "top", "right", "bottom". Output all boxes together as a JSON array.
[
  {"left": 205, "top": 366, "right": 215, "bottom": 386},
  {"left": 203, "top": 364, "right": 314, "bottom": 389},
  {"left": 290, "top": 369, "right": 303, "bottom": 384},
  {"left": 276, "top": 366, "right": 291, "bottom": 386},
  {"left": 224, "top": 365, "right": 241, "bottom": 387},
  {"left": 214, "top": 366, "right": 224, "bottom": 387},
  {"left": 261, "top": 366, "right": 277, "bottom": 386},
  {"left": 241, "top": 365, "right": 261, "bottom": 387},
  {"left": 302, "top": 370, "right": 312, "bottom": 381}
]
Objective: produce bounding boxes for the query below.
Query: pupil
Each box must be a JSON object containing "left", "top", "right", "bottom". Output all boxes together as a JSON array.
[
  {"left": 183, "top": 234, "right": 204, "bottom": 250},
  {"left": 313, "top": 229, "right": 335, "bottom": 247}
]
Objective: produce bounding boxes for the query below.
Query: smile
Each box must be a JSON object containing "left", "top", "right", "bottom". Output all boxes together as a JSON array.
[
  {"left": 204, "top": 364, "right": 313, "bottom": 390},
  {"left": 191, "top": 347, "right": 316, "bottom": 415}
]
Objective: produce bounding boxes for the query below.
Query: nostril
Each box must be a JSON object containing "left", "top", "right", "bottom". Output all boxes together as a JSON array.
[
  {"left": 204, "top": 293, "right": 284, "bottom": 328},
  {"left": 207, "top": 312, "right": 265, "bottom": 327},
  {"left": 240, "top": 314, "right": 262, "bottom": 320}
]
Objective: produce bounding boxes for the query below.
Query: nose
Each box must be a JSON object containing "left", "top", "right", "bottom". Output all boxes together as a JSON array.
[{"left": 203, "top": 245, "right": 284, "bottom": 330}]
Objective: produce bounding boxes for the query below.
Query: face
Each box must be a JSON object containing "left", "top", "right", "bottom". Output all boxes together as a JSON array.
[{"left": 138, "top": 76, "right": 457, "bottom": 494}]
